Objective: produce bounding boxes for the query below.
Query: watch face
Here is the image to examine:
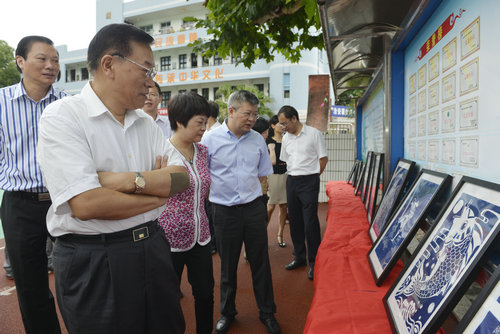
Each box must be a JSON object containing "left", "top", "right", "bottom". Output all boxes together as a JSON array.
[{"left": 136, "top": 175, "right": 146, "bottom": 188}]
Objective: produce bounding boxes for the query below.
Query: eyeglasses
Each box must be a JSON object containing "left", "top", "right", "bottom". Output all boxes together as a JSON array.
[
  {"left": 238, "top": 110, "right": 260, "bottom": 120},
  {"left": 111, "top": 53, "right": 157, "bottom": 80}
]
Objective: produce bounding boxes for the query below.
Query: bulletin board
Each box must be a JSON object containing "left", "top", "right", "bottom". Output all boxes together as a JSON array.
[
  {"left": 404, "top": 0, "right": 500, "bottom": 183},
  {"left": 362, "top": 79, "right": 385, "bottom": 161}
]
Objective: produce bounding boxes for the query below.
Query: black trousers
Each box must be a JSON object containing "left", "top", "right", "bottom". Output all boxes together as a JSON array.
[
  {"left": 204, "top": 199, "right": 216, "bottom": 250},
  {"left": 286, "top": 174, "right": 322, "bottom": 267},
  {"left": 54, "top": 223, "right": 185, "bottom": 334},
  {"left": 213, "top": 199, "right": 276, "bottom": 318},
  {"left": 171, "top": 243, "right": 214, "bottom": 334},
  {"left": 0, "top": 191, "right": 61, "bottom": 334}
]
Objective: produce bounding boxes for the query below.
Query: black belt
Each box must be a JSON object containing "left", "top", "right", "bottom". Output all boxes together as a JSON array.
[
  {"left": 6, "top": 190, "right": 51, "bottom": 202},
  {"left": 58, "top": 220, "right": 160, "bottom": 244},
  {"left": 288, "top": 173, "right": 319, "bottom": 179},
  {"left": 216, "top": 196, "right": 261, "bottom": 209}
]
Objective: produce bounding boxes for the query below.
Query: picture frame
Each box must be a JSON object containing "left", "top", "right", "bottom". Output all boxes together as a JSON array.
[
  {"left": 352, "top": 160, "right": 361, "bottom": 188},
  {"left": 452, "top": 265, "right": 500, "bottom": 334},
  {"left": 383, "top": 176, "right": 500, "bottom": 334},
  {"left": 368, "top": 159, "right": 416, "bottom": 242},
  {"left": 367, "top": 169, "right": 451, "bottom": 286},
  {"left": 354, "top": 161, "right": 366, "bottom": 196},
  {"left": 361, "top": 151, "right": 374, "bottom": 204},
  {"left": 367, "top": 153, "right": 384, "bottom": 224},
  {"left": 346, "top": 160, "right": 358, "bottom": 185}
]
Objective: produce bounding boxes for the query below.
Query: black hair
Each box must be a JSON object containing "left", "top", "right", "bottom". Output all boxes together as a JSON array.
[
  {"left": 268, "top": 114, "right": 279, "bottom": 137},
  {"left": 15, "top": 36, "right": 55, "bottom": 73},
  {"left": 153, "top": 81, "right": 162, "bottom": 95},
  {"left": 252, "top": 117, "right": 270, "bottom": 134},
  {"left": 227, "top": 90, "right": 259, "bottom": 110},
  {"left": 87, "top": 23, "right": 154, "bottom": 73},
  {"left": 168, "top": 92, "right": 211, "bottom": 131},
  {"left": 208, "top": 101, "right": 219, "bottom": 118},
  {"left": 277, "top": 105, "right": 299, "bottom": 120}
]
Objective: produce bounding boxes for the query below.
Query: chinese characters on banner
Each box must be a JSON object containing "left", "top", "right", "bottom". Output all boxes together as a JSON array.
[
  {"left": 156, "top": 68, "right": 224, "bottom": 84},
  {"left": 153, "top": 32, "right": 198, "bottom": 48}
]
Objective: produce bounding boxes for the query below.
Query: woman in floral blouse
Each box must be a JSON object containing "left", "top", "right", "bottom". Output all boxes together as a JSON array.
[{"left": 158, "top": 92, "right": 213, "bottom": 334}]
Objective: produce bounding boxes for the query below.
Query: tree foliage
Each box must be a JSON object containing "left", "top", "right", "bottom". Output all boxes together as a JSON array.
[
  {"left": 0, "top": 40, "right": 20, "bottom": 88},
  {"left": 214, "top": 84, "right": 274, "bottom": 122},
  {"left": 190, "top": 0, "right": 324, "bottom": 68}
]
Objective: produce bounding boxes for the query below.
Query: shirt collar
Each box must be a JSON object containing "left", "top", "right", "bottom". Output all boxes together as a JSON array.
[
  {"left": 222, "top": 118, "right": 251, "bottom": 140},
  {"left": 11, "top": 79, "right": 58, "bottom": 102}
]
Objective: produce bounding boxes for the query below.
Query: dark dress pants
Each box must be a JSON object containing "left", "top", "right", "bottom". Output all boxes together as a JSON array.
[
  {"left": 53, "top": 225, "right": 185, "bottom": 334},
  {"left": 213, "top": 199, "right": 277, "bottom": 318},
  {"left": 286, "top": 174, "right": 322, "bottom": 267},
  {"left": 171, "top": 243, "right": 214, "bottom": 334},
  {"left": 0, "top": 192, "right": 61, "bottom": 334}
]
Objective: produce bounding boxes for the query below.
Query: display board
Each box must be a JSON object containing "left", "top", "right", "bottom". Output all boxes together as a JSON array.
[
  {"left": 362, "top": 80, "right": 384, "bottom": 161},
  {"left": 404, "top": 0, "right": 500, "bottom": 183}
]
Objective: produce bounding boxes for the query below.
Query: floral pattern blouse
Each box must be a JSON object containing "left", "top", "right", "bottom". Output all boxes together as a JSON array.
[{"left": 158, "top": 141, "right": 211, "bottom": 252}]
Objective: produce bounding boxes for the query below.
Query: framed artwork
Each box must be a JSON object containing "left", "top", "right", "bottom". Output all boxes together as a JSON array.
[
  {"left": 367, "top": 153, "right": 384, "bottom": 224},
  {"left": 354, "top": 161, "right": 366, "bottom": 196},
  {"left": 452, "top": 265, "right": 500, "bottom": 334},
  {"left": 346, "top": 160, "right": 359, "bottom": 184},
  {"left": 384, "top": 176, "right": 500, "bottom": 334},
  {"left": 360, "top": 151, "right": 374, "bottom": 204},
  {"left": 368, "top": 170, "right": 451, "bottom": 286},
  {"left": 461, "top": 17, "right": 480, "bottom": 60},
  {"left": 369, "top": 159, "right": 416, "bottom": 242},
  {"left": 352, "top": 160, "right": 362, "bottom": 188}
]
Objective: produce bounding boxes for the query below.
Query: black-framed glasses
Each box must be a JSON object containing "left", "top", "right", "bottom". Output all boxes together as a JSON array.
[{"left": 111, "top": 53, "right": 157, "bottom": 80}]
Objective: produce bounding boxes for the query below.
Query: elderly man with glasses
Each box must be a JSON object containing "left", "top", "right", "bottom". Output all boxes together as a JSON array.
[
  {"left": 201, "top": 90, "right": 281, "bottom": 334},
  {"left": 37, "top": 23, "right": 189, "bottom": 334}
]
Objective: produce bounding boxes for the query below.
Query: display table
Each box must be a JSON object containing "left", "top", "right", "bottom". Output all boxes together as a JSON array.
[{"left": 303, "top": 181, "right": 405, "bottom": 333}]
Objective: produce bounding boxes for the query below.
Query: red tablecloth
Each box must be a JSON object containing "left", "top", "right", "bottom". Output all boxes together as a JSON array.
[{"left": 303, "top": 181, "right": 404, "bottom": 334}]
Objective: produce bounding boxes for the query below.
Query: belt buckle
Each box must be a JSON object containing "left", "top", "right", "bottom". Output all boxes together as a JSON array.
[
  {"left": 133, "top": 226, "right": 149, "bottom": 242},
  {"left": 38, "top": 193, "right": 51, "bottom": 201}
]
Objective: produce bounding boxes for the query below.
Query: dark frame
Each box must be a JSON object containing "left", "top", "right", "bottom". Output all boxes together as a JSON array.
[
  {"left": 383, "top": 176, "right": 500, "bottom": 334},
  {"left": 367, "top": 169, "right": 451, "bottom": 286},
  {"left": 354, "top": 161, "right": 366, "bottom": 196},
  {"left": 352, "top": 160, "right": 361, "bottom": 188},
  {"left": 452, "top": 265, "right": 500, "bottom": 333},
  {"left": 367, "top": 153, "right": 385, "bottom": 223},
  {"left": 360, "top": 151, "right": 374, "bottom": 204},
  {"left": 346, "top": 160, "right": 358, "bottom": 184},
  {"left": 368, "top": 159, "right": 415, "bottom": 242}
]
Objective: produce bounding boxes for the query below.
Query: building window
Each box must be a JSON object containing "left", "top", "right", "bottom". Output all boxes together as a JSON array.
[
  {"left": 255, "top": 84, "right": 264, "bottom": 92},
  {"left": 191, "top": 89, "right": 198, "bottom": 94},
  {"left": 191, "top": 53, "right": 198, "bottom": 68},
  {"left": 202, "top": 88, "right": 209, "bottom": 100},
  {"left": 161, "top": 56, "right": 171, "bottom": 71},
  {"left": 202, "top": 55, "right": 209, "bottom": 67},
  {"left": 213, "top": 87, "right": 220, "bottom": 99},
  {"left": 81, "top": 68, "right": 89, "bottom": 80},
  {"left": 231, "top": 53, "right": 241, "bottom": 64},
  {"left": 213, "top": 52, "right": 222, "bottom": 66},
  {"left": 139, "top": 25, "right": 153, "bottom": 34},
  {"left": 160, "top": 21, "right": 171, "bottom": 34},
  {"left": 70, "top": 69, "right": 76, "bottom": 82},
  {"left": 179, "top": 89, "right": 187, "bottom": 94},
  {"left": 283, "top": 73, "right": 290, "bottom": 98},
  {"left": 179, "top": 54, "right": 187, "bottom": 69},
  {"left": 161, "top": 91, "right": 171, "bottom": 108}
]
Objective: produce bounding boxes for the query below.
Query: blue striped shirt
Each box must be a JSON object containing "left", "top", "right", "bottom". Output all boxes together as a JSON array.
[{"left": 0, "top": 80, "right": 67, "bottom": 192}]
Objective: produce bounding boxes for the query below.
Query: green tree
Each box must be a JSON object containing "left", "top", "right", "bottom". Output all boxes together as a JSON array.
[
  {"left": 190, "top": 0, "right": 324, "bottom": 68},
  {"left": 214, "top": 84, "right": 274, "bottom": 122},
  {"left": 0, "top": 40, "right": 20, "bottom": 88}
]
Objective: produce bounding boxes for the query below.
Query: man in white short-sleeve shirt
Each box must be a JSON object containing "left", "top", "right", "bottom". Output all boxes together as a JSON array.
[
  {"left": 37, "top": 23, "right": 188, "bottom": 334},
  {"left": 143, "top": 81, "right": 173, "bottom": 138},
  {"left": 278, "top": 105, "right": 327, "bottom": 281}
]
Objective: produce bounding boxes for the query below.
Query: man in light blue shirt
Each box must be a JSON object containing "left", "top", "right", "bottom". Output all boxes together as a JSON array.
[{"left": 202, "top": 90, "right": 280, "bottom": 334}]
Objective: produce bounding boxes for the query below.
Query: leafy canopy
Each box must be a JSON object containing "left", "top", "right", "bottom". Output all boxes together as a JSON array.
[
  {"left": 0, "top": 40, "right": 20, "bottom": 88},
  {"left": 190, "top": 0, "right": 324, "bottom": 68}
]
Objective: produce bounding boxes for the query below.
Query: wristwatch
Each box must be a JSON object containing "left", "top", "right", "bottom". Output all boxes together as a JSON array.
[{"left": 134, "top": 172, "right": 146, "bottom": 193}]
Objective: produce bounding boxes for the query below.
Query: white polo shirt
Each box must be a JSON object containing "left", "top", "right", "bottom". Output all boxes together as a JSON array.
[
  {"left": 280, "top": 123, "right": 327, "bottom": 176},
  {"left": 155, "top": 114, "right": 173, "bottom": 138},
  {"left": 37, "top": 82, "right": 182, "bottom": 236}
]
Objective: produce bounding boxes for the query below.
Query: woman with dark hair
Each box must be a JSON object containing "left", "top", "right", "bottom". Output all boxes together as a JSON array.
[
  {"left": 158, "top": 92, "right": 214, "bottom": 334},
  {"left": 266, "top": 115, "right": 288, "bottom": 247}
]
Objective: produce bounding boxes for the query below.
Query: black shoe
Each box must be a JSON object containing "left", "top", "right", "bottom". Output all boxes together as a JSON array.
[
  {"left": 308, "top": 267, "right": 314, "bottom": 280},
  {"left": 285, "top": 259, "right": 307, "bottom": 270},
  {"left": 259, "top": 315, "right": 281, "bottom": 334},
  {"left": 215, "top": 315, "right": 234, "bottom": 334}
]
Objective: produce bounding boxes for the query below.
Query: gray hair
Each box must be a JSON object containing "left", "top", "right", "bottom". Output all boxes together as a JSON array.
[{"left": 227, "top": 90, "right": 259, "bottom": 111}]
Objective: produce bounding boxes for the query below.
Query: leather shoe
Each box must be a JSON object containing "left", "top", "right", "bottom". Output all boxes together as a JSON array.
[
  {"left": 215, "top": 315, "right": 234, "bottom": 334},
  {"left": 285, "top": 259, "right": 307, "bottom": 270},
  {"left": 308, "top": 267, "right": 314, "bottom": 280},
  {"left": 260, "top": 315, "right": 281, "bottom": 334}
]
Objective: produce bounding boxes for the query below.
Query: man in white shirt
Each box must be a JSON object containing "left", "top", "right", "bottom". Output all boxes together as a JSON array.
[
  {"left": 278, "top": 105, "right": 328, "bottom": 281},
  {"left": 37, "top": 23, "right": 188, "bottom": 334},
  {"left": 143, "top": 81, "right": 172, "bottom": 138}
]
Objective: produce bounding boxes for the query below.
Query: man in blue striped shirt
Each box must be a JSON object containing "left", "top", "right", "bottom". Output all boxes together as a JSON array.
[{"left": 0, "top": 36, "right": 65, "bottom": 334}]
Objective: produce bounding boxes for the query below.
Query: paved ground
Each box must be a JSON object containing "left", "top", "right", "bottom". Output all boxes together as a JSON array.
[{"left": 0, "top": 203, "right": 328, "bottom": 333}]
